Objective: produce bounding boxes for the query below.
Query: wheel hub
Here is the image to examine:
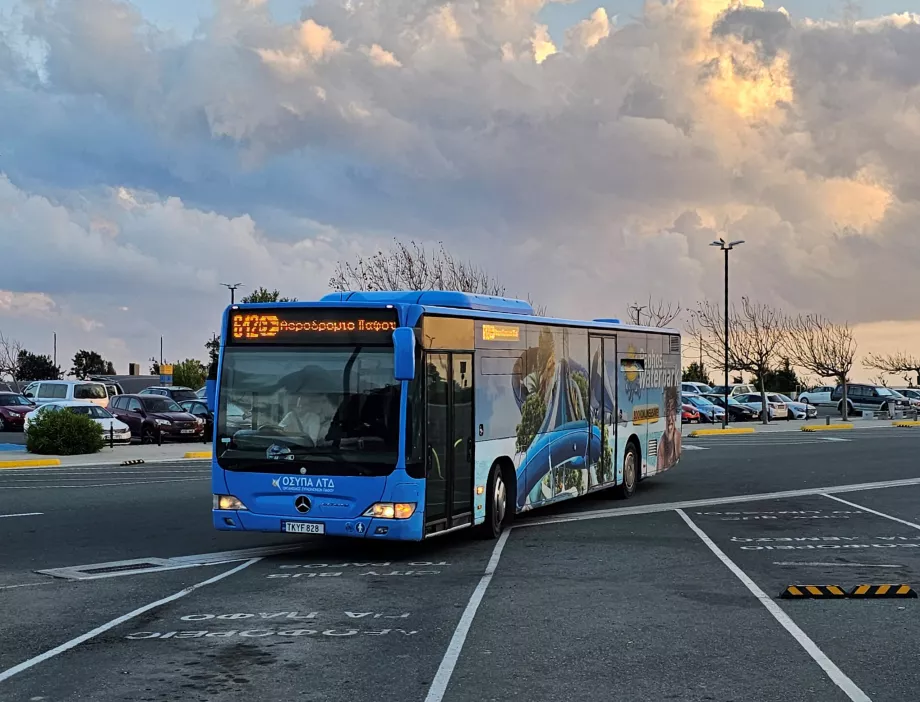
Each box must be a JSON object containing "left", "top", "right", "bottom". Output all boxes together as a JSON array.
[{"left": 494, "top": 473, "right": 507, "bottom": 525}]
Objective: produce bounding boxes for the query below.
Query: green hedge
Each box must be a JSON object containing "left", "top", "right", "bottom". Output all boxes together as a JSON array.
[{"left": 26, "top": 407, "right": 105, "bottom": 455}]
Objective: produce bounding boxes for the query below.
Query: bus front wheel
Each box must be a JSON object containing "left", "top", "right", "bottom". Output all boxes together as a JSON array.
[
  {"left": 615, "top": 443, "right": 639, "bottom": 500},
  {"left": 479, "top": 463, "right": 511, "bottom": 539}
]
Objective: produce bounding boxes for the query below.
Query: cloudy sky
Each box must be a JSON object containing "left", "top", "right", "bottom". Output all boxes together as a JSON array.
[{"left": 1, "top": 0, "right": 920, "bottom": 384}]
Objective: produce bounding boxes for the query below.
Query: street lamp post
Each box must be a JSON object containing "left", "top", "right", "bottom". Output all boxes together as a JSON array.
[
  {"left": 220, "top": 283, "right": 243, "bottom": 305},
  {"left": 710, "top": 238, "right": 745, "bottom": 429}
]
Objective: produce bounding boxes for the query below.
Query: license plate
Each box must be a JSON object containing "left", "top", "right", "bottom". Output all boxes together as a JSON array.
[
  {"left": 283, "top": 522, "right": 325, "bottom": 534},
  {"left": 181, "top": 429, "right": 195, "bottom": 434}
]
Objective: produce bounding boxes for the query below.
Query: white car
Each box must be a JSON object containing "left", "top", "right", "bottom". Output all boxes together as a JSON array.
[
  {"left": 24, "top": 401, "right": 133, "bottom": 444},
  {"left": 797, "top": 385, "right": 836, "bottom": 407},
  {"left": 891, "top": 388, "right": 920, "bottom": 409}
]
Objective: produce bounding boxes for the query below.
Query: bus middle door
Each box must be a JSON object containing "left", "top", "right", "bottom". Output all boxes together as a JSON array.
[{"left": 423, "top": 352, "right": 474, "bottom": 536}]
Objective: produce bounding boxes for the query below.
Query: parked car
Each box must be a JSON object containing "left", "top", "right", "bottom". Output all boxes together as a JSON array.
[
  {"left": 179, "top": 399, "right": 250, "bottom": 438},
  {"left": 682, "top": 403, "right": 701, "bottom": 423},
  {"left": 22, "top": 380, "right": 110, "bottom": 408},
  {"left": 773, "top": 393, "right": 818, "bottom": 420},
  {"left": 733, "top": 393, "right": 788, "bottom": 420},
  {"left": 888, "top": 388, "right": 920, "bottom": 409},
  {"left": 682, "top": 394, "right": 726, "bottom": 423},
  {"left": 23, "top": 401, "right": 132, "bottom": 443},
  {"left": 709, "top": 384, "right": 758, "bottom": 398},
  {"left": 893, "top": 388, "right": 920, "bottom": 406},
  {"left": 702, "top": 394, "right": 758, "bottom": 422},
  {"left": 88, "top": 377, "right": 126, "bottom": 398},
  {"left": 831, "top": 384, "right": 911, "bottom": 416},
  {"left": 108, "top": 394, "right": 205, "bottom": 443},
  {"left": 0, "top": 392, "right": 36, "bottom": 431},
  {"left": 139, "top": 386, "right": 200, "bottom": 403},
  {"left": 797, "top": 385, "right": 836, "bottom": 407},
  {"left": 681, "top": 382, "right": 711, "bottom": 395}
]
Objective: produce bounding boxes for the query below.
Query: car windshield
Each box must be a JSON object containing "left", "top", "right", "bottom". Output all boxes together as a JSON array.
[
  {"left": 687, "top": 396, "right": 714, "bottom": 408},
  {"left": 0, "top": 394, "right": 31, "bottom": 406},
  {"left": 876, "top": 387, "right": 896, "bottom": 396},
  {"left": 216, "top": 346, "right": 401, "bottom": 476},
  {"left": 141, "top": 397, "right": 184, "bottom": 413},
  {"left": 67, "top": 405, "right": 112, "bottom": 419},
  {"left": 170, "top": 389, "right": 199, "bottom": 402},
  {"left": 74, "top": 383, "right": 107, "bottom": 400}
]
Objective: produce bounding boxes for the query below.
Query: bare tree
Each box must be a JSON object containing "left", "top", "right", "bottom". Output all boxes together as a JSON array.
[
  {"left": 0, "top": 331, "right": 24, "bottom": 385},
  {"left": 626, "top": 297, "right": 683, "bottom": 328},
  {"left": 329, "top": 238, "right": 547, "bottom": 313},
  {"left": 689, "top": 298, "right": 786, "bottom": 424},
  {"left": 864, "top": 351, "right": 920, "bottom": 387},
  {"left": 868, "top": 373, "right": 889, "bottom": 388},
  {"left": 785, "top": 314, "right": 857, "bottom": 420}
]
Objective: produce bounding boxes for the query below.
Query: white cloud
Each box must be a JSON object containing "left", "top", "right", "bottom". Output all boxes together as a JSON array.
[
  {"left": 0, "top": 291, "right": 57, "bottom": 317},
  {"left": 0, "top": 0, "right": 919, "bottom": 378},
  {"left": 566, "top": 8, "right": 611, "bottom": 51}
]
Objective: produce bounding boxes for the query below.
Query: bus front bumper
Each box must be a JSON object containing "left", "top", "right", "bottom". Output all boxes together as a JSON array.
[{"left": 212, "top": 509, "right": 425, "bottom": 541}]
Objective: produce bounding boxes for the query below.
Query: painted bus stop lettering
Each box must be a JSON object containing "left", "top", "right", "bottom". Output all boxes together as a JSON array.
[
  {"left": 697, "top": 510, "right": 863, "bottom": 521},
  {"left": 278, "top": 561, "right": 449, "bottom": 569},
  {"left": 125, "top": 629, "right": 419, "bottom": 640},
  {"left": 180, "top": 611, "right": 411, "bottom": 621}
]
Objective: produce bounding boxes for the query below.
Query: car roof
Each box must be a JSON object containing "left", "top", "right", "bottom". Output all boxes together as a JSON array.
[
  {"left": 31, "top": 380, "right": 105, "bottom": 386},
  {"left": 142, "top": 386, "right": 193, "bottom": 391},
  {"left": 37, "top": 400, "right": 99, "bottom": 407}
]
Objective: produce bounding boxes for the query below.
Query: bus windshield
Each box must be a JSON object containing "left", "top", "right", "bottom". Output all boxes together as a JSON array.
[{"left": 216, "top": 346, "right": 402, "bottom": 476}]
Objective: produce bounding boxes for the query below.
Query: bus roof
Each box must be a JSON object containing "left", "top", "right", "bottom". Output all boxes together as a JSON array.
[{"left": 234, "top": 290, "right": 679, "bottom": 336}]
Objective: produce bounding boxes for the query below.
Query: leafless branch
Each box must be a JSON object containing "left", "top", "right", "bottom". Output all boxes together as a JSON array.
[
  {"left": 864, "top": 351, "right": 920, "bottom": 386},
  {"left": 0, "top": 331, "right": 23, "bottom": 382},
  {"left": 329, "top": 238, "right": 546, "bottom": 313},
  {"left": 626, "top": 297, "right": 682, "bottom": 328},
  {"left": 868, "top": 373, "right": 889, "bottom": 388},
  {"left": 784, "top": 314, "right": 857, "bottom": 419},
  {"left": 688, "top": 298, "right": 787, "bottom": 423}
]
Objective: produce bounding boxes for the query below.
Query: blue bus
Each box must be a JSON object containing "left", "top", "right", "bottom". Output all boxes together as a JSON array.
[{"left": 212, "top": 291, "right": 682, "bottom": 541}]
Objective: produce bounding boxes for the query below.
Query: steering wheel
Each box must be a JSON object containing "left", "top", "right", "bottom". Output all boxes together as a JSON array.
[{"left": 256, "top": 424, "right": 286, "bottom": 435}]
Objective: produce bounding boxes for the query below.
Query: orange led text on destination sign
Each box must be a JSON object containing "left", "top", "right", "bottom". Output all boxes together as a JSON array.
[
  {"left": 232, "top": 314, "right": 397, "bottom": 340},
  {"left": 482, "top": 324, "right": 520, "bottom": 342}
]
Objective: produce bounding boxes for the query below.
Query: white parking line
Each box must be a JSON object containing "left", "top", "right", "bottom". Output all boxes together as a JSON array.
[
  {"left": 517, "top": 475, "right": 920, "bottom": 529},
  {"left": 424, "top": 530, "right": 510, "bottom": 702},
  {"left": 821, "top": 494, "right": 920, "bottom": 531},
  {"left": 0, "top": 558, "right": 260, "bottom": 684},
  {"left": 773, "top": 562, "right": 905, "bottom": 568},
  {"left": 677, "top": 510, "right": 871, "bottom": 702},
  {"left": 0, "top": 582, "right": 56, "bottom": 590},
  {"left": 0, "top": 512, "right": 42, "bottom": 519}
]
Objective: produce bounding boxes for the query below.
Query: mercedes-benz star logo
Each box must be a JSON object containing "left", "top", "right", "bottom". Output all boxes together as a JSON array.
[{"left": 294, "top": 496, "right": 311, "bottom": 514}]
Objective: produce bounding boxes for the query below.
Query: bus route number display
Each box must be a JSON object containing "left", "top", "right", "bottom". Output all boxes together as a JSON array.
[{"left": 230, "top": 309, "right": 398, "bottom": 344}]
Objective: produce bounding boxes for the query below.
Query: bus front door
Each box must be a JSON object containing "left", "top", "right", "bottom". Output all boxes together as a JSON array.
[{"left": 424, "top": 352, "right": 474, "bottom": 535}]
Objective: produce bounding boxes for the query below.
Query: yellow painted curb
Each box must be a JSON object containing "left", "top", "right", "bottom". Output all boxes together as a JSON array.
[
  {"left": 688, "top": 428, "right": 756, "bottom": 437},
  {"left": 183, "top": 451, "right": 212, "bottom": 459},
  {"left": 0, "top": 459, "right": 62, "bottom": 469},
  {"left": 801, "top": 424, "right": 854, "bottom": 432},
  {"left": 893, "top": 421, "right": 920, "bottom": 428}
]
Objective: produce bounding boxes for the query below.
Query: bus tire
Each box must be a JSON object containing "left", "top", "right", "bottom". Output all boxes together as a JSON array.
[
  {"left": 479, "top": 463, "right": 511, "bottom": 539},
  {"left": 615, "top": 442, "right": 639, "bottom": 500}
]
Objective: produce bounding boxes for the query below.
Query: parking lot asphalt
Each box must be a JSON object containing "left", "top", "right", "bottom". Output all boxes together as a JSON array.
[{"left": 1, "top": 428, "right": 919, "bottom": 701}]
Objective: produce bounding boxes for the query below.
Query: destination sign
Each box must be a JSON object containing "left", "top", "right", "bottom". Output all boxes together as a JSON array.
[{"left": 228, "top": 308, "right": 399, "bottom": 344}]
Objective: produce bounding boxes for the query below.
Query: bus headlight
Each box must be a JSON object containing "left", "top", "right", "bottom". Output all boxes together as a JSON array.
[
  {"left": 213, "top": 494, "right": 248, "bottom": 511},
  {"left": 363, "top": 503, "right": 416, "bottom": 519}
]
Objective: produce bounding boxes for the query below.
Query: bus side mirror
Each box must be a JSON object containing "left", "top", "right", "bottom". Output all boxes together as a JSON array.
[{"left": 393, "top": 327, "right": 416, "bottom": 381}]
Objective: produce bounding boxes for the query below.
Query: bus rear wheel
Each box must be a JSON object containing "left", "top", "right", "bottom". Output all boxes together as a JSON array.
[
  {"left": 479, "top": 463, "right": 511, "bottom": 539},
  {"left": 615, "top": 443, "right": 639, "bottom": 500}
]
